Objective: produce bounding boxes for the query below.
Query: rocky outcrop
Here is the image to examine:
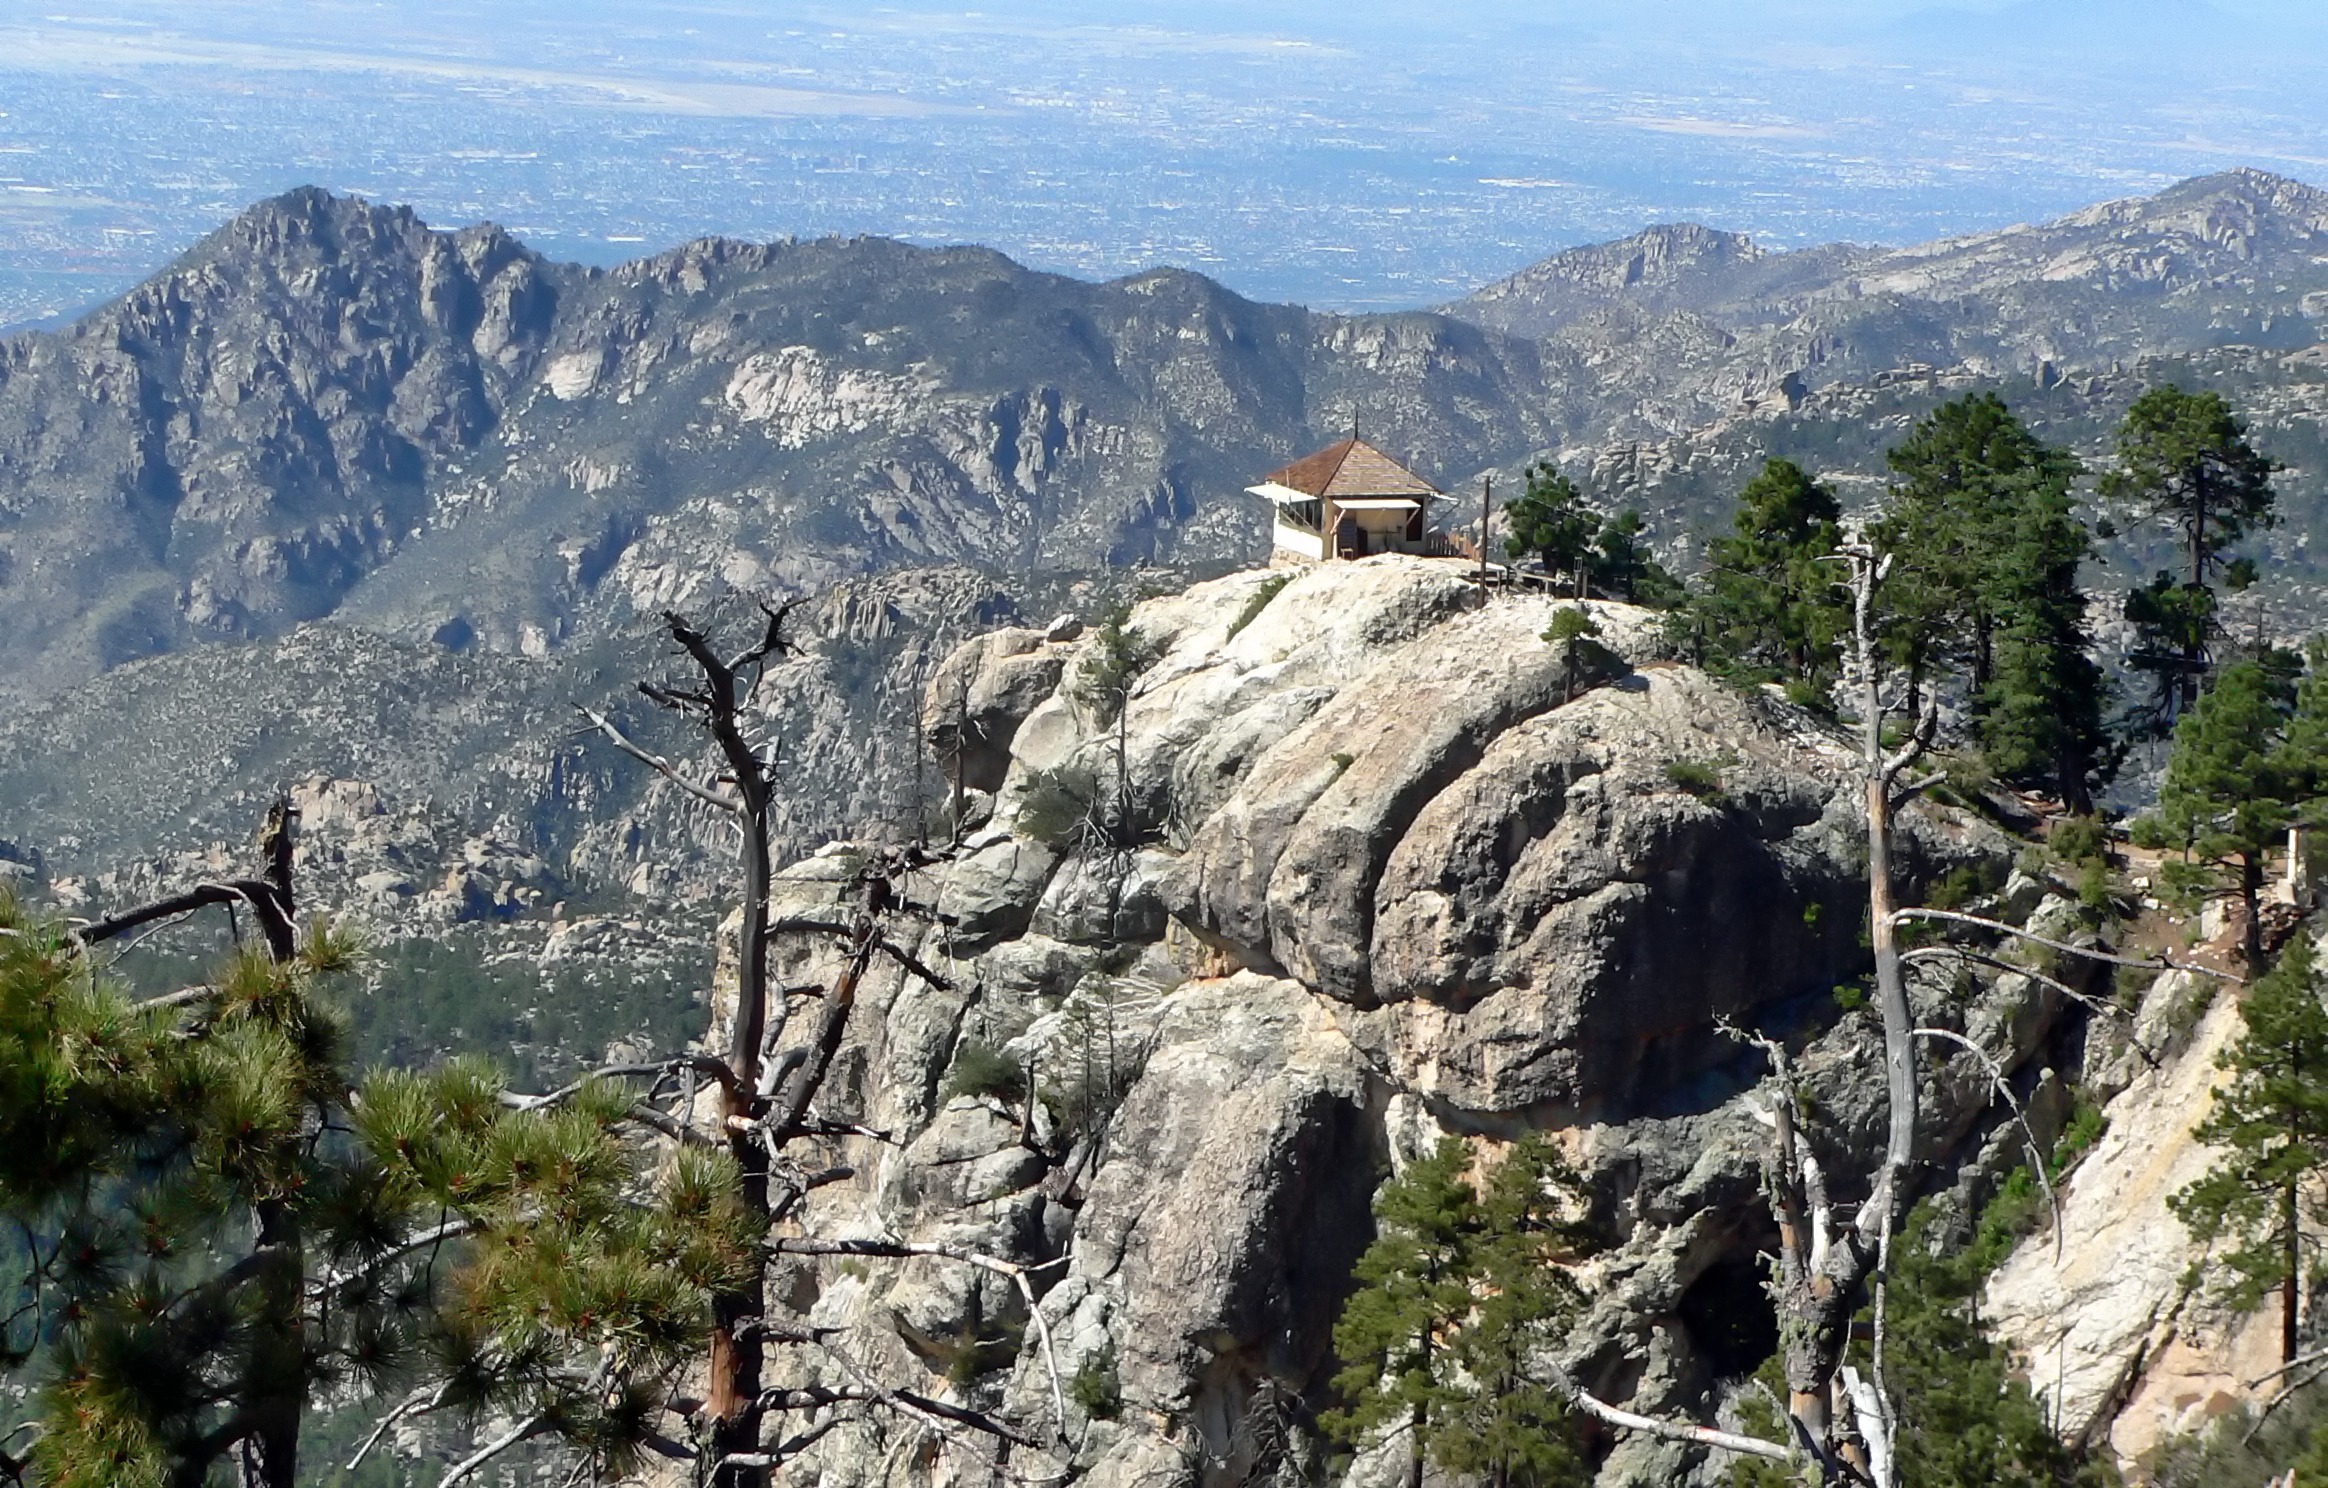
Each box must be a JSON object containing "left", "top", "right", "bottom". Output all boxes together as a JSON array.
[{"left": 739, "top": 556, "right": 2066, "bottom": 1488}]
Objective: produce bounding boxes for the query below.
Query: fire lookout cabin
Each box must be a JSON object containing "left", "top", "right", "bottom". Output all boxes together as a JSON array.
[{"left": 1248, "top": 437, "right": 1448, "bottom": 563}]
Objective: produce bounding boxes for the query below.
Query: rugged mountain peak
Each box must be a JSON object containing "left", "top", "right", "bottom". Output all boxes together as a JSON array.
[
  {"left": 1452, "top": 222, "right": 1771, "bottom": 333},
  {"left": 1457, "top": 168, "right": 2328, "bottom": 336},
  {"left": 0, "top": 187, "right": 566, "bottom": 697}
]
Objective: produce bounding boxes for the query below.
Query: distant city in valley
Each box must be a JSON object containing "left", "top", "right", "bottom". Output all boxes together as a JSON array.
[{"left": 4, "top": 0, "right": 2328, "bottom": 329}]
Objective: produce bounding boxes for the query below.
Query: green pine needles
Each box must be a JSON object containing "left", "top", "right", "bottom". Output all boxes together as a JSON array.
[
  {"left": 1502, "top": 463, "right": 1680, "bottom": 605},
  {"left": 1325, "top": 1136, "right": 1594, "bottom": 1488},
  {"left": 0, "top": 894, "right": 754, "bottom": 1488},
  {"left": 2135, "top": 658, "right": 2328, "bottom": 977},
  {"left": 1687, "top": 457, "right": 1849, "bottom": 698},
  {"left": 2102, "top": 385, "right": 2280, "bottom": 725},
  {"left": 2172, "top": 935, "right": 2328, "bottom": 1363}
]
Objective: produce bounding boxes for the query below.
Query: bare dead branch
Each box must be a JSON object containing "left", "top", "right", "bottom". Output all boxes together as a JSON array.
[
  {"left": 729, "top": 596, "right": 807, "bottom": 675},
  {"left": 438, "top": 1413, "right": 549, "bottom": 1488},
  {"left": 1840, "top": 1367, "right": 1892, "bottom": 1488},
  {"left": 1542, "top": 1358, "right": 1796, "bottom": 1464},
  {"left": 1911, "top": 1027, "right": 2064, "bottom": 1263},
  {"left": 501, "top": 1054, "right": 743, "bottom": 1112},
  {"left": 74, "top": 883, "right": 264, "bottom": 950},
  {"left": 577, "top": 706, "right": 741, "bottom": 814},
  {"left": 1902, "top": 945, "right": 2164, "bottom": 1070},
  {"left": 134, "top": 984, "right": 217, "bottom": 1012},
  {"left": 1880, "top": 690, "right": 1940, "bottom": 789},
  {"left": 1891, "top": 907, "right": 2230, "bottom": 979},
  {"left": 2252, "top": 1345, "right": 2328, "bottom": 1389},
  {"left": 758, "top": 1318, "right": 1040, "bottom": 1449},
  {"left": 767, "top": 1236, "right": 1071, "bottom": 1439},
  {"left": 321, "top": 1218, "right": 485, "bottom": 1293},
  {"left": 347, "top": 1381, "right": 452, "bottom": 1472},
  {"left": 2245, "top": 1356, "right": 2328, "bottom": 1444},
  {"left": 879, "top": 938, "right": 955, "bottom": 992}
]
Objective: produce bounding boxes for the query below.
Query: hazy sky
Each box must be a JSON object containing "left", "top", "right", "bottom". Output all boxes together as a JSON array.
[{"left": 1, "top": 0, "right": 2325, "bottom": 321}]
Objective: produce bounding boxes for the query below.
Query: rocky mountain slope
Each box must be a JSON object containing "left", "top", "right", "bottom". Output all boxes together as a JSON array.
[
  {"left": 1453, "top": 168, "right": 2328, "bottom": 384},
  {"left": 8, "top": 168, "right": 2328, "bottom": 722},
  {"left": 704, "top": 558, "right": 2115, "bottom": 1488},
  {"left": 5, "top": 169, "right": 2328, "bottom": 1082},
  {"left": 0, "top": 186, "right": 1578, "bottom": 704}
]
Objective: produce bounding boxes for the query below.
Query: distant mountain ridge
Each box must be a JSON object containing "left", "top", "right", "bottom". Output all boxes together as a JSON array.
[
  {"left": 1, "top": 168, "right": 2326, "bottom": 739},
  {"left": 1451, "top": 167, "right": 2328, "bottom": 339},
  {"left": 0, "top": 187, "right": 1578, "bottom": 703},
  {"left": 5, "top": 166, "right": 2328, "bottom": 911}
]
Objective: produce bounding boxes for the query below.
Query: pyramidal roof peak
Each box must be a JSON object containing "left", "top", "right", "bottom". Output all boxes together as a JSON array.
[{"left": 1262, "top": 436, "right": 1441, "bottom": 501}]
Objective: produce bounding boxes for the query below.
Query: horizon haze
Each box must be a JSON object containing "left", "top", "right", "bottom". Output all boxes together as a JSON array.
[{"left": 2, "top": 0, "right": 2325, "bottom": 328}]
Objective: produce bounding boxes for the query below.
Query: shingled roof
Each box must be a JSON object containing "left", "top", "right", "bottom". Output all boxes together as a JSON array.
[{"left": 1261, "top": 438, "right": 1441, "bottom": 501}]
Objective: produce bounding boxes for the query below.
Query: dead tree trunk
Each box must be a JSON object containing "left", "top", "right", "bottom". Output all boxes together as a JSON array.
[
  {"left": 1547, "top": 543, "right": 1933, "bottom": 1486},
  {"left": 589, "top": 605, "right": 796, "bottom": 1486},
  {"left": 585, "top": 604, "right": 1061, "bottom": 1485}
]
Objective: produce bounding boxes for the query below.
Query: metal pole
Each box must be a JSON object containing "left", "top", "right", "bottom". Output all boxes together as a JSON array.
[{"left": 1477, "top": 475, "right": 1492, "bottom": 606}]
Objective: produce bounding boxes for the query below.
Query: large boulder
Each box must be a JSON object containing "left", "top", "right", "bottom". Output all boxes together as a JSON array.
[
  {"left": 1363, "top": 668, "right": 1860, "bottom": 1114},
  {"left": 924, "top": 626, "right": 1068, "bottom": 791},
  {"left": 1049, "top": 973, "right": 1378, "bottom": 1484}
]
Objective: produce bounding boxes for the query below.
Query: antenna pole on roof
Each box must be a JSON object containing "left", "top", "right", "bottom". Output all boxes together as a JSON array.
[
  {"left": 1477, "top": 475, "right": 1492, "bottom": 608},
  {"left": 1351, "top": 409, "right": 1360, "bottom": 443}
]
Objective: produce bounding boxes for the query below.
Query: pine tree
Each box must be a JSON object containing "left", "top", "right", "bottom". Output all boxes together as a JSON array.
[
  {"left": 1977, "top": 476, "right": 2115, "bottom": 813},
  {"left": 1543, "top": 607, "right": 1604, "bottom": 705},
  {"left": 1588, "top": 509, "right": 1684, "bottom": 608},
  {"left": 1435, "top": 1138, "right": 1593, "bottom": 1488},
  {"left": 2101, "top": 385, "right": 2279, "bottom": 722},
  {"left": 0, "top": 890, "right": 752, "bottom": 1488},
  {"left": 0, "top": 901, "right": 380, "bottom": 1488},
  {"left": 1874, "top": 392, "right": 2083, "bottom": 704},
  {"left": 1325, "top": 1138, "right": 1590, "bottom": 1488},
  {"left": 1327, "top": 1140, "right": 1484, "bottom": 1488},
  {"left": 1504, "top": 465, "right": 1600, "bottom": 597},
  {"left": 2142, "top": 660, "right": 2304, "bottom": 978},
  {"left": 2171, "top": 936, "right": 2328, "bottom": 1362},
  {"left": 1695, "top": 458, "right": 1849, "bottom": 696},
  {"left": 1881, "top": 1195, "right": 2115, "bottom": 1488}
]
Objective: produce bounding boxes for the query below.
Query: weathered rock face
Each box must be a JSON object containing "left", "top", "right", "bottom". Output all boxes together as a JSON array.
[
  {"left": 1358, "top": 669, "right": 1862, "bottom": 1116},
  {"left": 924, "top": 627, "right": 1067, "bottom": 792},
  {"left": 734, "top": 556, "right": 2069, "bottom": 1488},
  {"left": 1984, "top": 966, "right": 2271, "bottom": 1468}
]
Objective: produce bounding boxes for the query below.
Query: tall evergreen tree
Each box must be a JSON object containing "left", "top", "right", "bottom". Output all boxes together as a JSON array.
[
  {"left": 1505, "top": 465, "right": 1599, "bottom": 597},
  {"left": 1327, "top": 1140, "right": 1486, "bottom": 1488},
  {"left": 1325, "top": 1138, "right": 1590, "bottom": 1488},
  {"left": 1874, "top": 392, "right": 2082, "bottom": 703},
  {"left": 2171, "top": 936, "right": 2328, "bottom": 1362},
  {"left": 2141, "top": 659, "right": 2306, "bottom": 977},
  {"left": 1695, "top": 458, "right": 1849, "bottom": 694},
  {"left": 1978, "top": 477, "right": 2116, "bottom": 813},
  {"left": 2101, "top": 385, "right": 2279, "bottom": 722},
  {"left": 1436, "top": 1139, "right": 1593, "bottom": 1488}
]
